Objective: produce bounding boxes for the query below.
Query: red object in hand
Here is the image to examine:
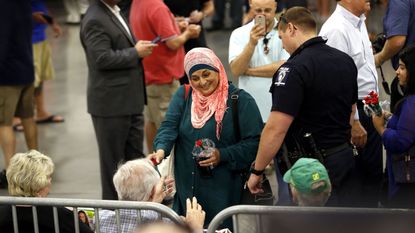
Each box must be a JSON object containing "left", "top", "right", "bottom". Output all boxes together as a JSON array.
[
  {"left": 196, "top": 139, "right": 203, "bottom": 147},
  {"left": 151, "top": 158, "right": 158, "bottom": 166}
]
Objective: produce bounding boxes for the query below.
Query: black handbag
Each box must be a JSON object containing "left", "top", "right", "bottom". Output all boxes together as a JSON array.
[
  {"left": 241, "top": 174, "right": 274, "bottom": 205},
  {"left": 391, "top": 145, "right": 415, "bottom": 183},
  {"left": 229, "top": 87, "right": 274, "bottom": 205}
]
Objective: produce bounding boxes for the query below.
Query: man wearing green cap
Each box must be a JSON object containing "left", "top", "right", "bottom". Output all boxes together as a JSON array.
[{"left": 283, "top": 158, "right": 331, "bottom": 206}]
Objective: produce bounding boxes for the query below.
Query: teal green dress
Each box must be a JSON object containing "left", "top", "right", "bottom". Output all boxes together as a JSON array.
[{"left": 154, "top": 84, "right": 263, "bottom": 227}]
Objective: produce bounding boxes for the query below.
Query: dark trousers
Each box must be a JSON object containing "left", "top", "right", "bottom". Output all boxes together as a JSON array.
[
  {"left": 212, "top": 0, "right": 243, "bottom": 28},
  {"left": 388, "top": 184, "right": 415, "bottom": 209},
  {"left": 274, "top": 156, "right": 293, "bottom": 206},
  {"left": 91, "top": 114, "right": 145, "bottom": 200},
  {"left": 355, "top": 105, "right": 383, "bottom": 207},
  {"left": 324, "top": 147, "right": 361, "bottom": 207}
]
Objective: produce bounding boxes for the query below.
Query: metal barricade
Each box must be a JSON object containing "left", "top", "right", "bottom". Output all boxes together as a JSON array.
[
  {"left": 0, "top": 196, "right": 183, "bottom": 233},
  {"left": 207, "top": 205, "right": 415, "bottom": 233}
]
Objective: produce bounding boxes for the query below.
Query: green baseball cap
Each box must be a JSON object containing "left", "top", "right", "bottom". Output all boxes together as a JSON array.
[{"left": 283, "top": 158, "right": 330, "bottom": 194}]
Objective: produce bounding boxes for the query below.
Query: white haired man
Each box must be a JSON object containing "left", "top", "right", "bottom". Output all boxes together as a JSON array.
[{"left": 99, "top": 158, "right": 205, "bottom": 233}]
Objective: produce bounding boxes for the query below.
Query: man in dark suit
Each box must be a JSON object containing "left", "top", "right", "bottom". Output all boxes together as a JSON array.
[{"left": 80, "top": 0, "right": 156, "bottom": 200}]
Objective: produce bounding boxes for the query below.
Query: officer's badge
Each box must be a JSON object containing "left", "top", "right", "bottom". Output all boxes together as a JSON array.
[{"left": 274, "top": 67, "right": 290, "bottom": 86}]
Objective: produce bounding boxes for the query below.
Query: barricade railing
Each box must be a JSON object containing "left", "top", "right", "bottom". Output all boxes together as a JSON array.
[
  {"left": 207, "top": 205, "right": 415, "bottom": 233},
  {"left": 0, "top": 196, "right": 183, "bottom": 233}
]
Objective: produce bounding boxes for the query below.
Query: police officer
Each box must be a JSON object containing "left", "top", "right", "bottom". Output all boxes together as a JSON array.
[{"left": 247, "top": 6, "right": 360, "bottom": 206}]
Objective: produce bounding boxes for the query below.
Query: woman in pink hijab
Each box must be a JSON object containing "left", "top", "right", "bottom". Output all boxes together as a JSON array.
[{"left": 149, "top": 48, "right": 263, "bottom": 228}]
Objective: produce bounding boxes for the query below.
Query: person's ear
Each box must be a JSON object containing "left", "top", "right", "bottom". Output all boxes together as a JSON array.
[{"left": 287, "top": 23, "right": 294, "bottom": 35}]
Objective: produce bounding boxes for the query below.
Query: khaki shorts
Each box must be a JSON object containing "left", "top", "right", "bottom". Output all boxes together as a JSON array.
[
  {"left": 33, "top": 40, "right": 55, "bottom": 88},
  {"left": 145, "top": 80, "right": 180, "bottom": 128},
  {"left": 0, "top": 84, "right": 35, "bottom": 126}
]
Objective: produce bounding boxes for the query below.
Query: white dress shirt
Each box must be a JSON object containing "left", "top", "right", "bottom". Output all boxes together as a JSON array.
[
  {"left": 101, "top": 0, "right": 132, "bottom": 39},
  {"left": 319, "top": 4, "right": 378, "bottom": 100}
]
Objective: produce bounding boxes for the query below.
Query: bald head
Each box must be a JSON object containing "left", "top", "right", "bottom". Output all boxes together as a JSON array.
[
  {"left": 250, "top": 0, "right": 277, "bottom": 30},
  {"left": 135, "top": 223, "right": 191, "bottom": 233}
]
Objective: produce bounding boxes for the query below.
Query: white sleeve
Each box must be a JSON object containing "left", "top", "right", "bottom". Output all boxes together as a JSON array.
[
  {"left": 228, "top": 29, "right": 246, "bottom": 64},
  {"left": 319, "top": 26, "right": 350, "bottom": 55}
]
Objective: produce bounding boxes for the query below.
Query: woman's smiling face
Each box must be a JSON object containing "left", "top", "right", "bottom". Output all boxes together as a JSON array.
[
  {"left": 396, "top": 59, "right": 408, "bottom": 87},
  {"left": 190, "top": 69, "right": 219, "bottom": 96}
]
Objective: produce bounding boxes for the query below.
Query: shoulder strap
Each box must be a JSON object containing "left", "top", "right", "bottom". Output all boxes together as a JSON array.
[
  {"left": 184, "top": 84, "right": 191, "bottom": 100},
  {"left": 231, "top": 88, "right": 241, "bottom": 142}
]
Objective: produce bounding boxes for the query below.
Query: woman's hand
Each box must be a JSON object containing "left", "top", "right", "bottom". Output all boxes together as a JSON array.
[
  {"left": 372, "top": 112, "right": 386, "bottom": 136},
  {"left": 184, "top": 197, "right": 205, "bottom": 232},
  {"left": 147, "top": 149, "right": 165, "bottom": 165},
  {"left": 384, "top": 110, "right": 393, "bottom": 120},
  {"left": 198, "top": 148, "right": 220, "bottom": 167}
]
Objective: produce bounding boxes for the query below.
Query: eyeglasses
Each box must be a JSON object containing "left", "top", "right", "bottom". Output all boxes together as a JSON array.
[
  {"left": 277, "top": 13, "right": 288, "bottom": 28},
  {"left": 263, "top": 34, "right": 270, "bottom": 55}
]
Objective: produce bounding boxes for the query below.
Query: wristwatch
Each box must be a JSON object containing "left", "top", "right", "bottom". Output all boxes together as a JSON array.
[{"left": 250, "top": 163, "right": 265, "bottom": 176}]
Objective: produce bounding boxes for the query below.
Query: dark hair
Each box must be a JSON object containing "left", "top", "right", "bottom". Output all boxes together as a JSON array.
[
  {"left": 78, "top": 210, "right": 90, "bottom": 225},
  {"left": 278, "top": 6, "right": 316, "bottom": 33},
  {"left": 394, "top": 44, "right": 415, "bottom": 111},
  {"left": 399, "top": 44, "right": 415, "bottom": 95}
]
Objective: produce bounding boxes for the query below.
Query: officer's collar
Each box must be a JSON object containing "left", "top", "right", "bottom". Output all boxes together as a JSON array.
[{"left": 290, "top": 36, "right": 326, "bottom": 58}]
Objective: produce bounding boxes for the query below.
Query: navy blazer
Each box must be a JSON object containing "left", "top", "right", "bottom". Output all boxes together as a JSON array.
[
  {"left": 80, "top": 0, "right": 146, "bottom": 116},
  {"left": 0, "top": 0, "right": 34, "bottom": 85}
]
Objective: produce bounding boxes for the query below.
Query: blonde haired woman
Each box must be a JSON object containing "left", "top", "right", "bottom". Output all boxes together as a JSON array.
[{"left": 0, "top": 150, "right": 93, "bottom": 233}]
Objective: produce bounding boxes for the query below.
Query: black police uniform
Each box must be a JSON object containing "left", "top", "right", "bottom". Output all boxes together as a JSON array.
[{"left": 270, "top": 37, "right": 360, "bottom": 206}]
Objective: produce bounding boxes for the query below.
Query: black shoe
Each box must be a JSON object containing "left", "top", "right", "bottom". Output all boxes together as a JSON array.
[{"left": 0, "top": 170, "right": 7, "bottom": 189}]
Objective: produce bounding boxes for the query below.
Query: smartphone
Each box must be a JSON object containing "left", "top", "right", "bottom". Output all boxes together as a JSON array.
[
  {"left": 255, "top": 14, "right": 266, "bottom": 34},
  {"left": 41, "top": 14, "right": 54, "bottom": 24},
  {"left": 151, "top": 36, "right": 162, "bottom": 44}
]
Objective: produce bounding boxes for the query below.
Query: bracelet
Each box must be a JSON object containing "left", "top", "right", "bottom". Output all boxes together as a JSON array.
[{"left": 250, "top": 162, "right": 265, "bottom": 176}]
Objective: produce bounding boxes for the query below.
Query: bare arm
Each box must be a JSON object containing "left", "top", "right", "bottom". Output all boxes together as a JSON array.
[
  {"left": 188, "top": 0, "right": 214, "bottom": 23},
  {"left": 245, "top": 60, "right": 286, "bottom": 77},
  {"left": 247, "top": 111, "right": 294, "bottom": 193},
  {"left": 165, "top": 24, "right": 201, "bottom": 50},
  {"left": 375, "top": 35, "right": 406, "bottom": 66},
  {"left": 230, "top": 23, "right": 264, "bottom": 78},
  {"left": 201, "top": 0, "right": 214, "bottom": 18}
]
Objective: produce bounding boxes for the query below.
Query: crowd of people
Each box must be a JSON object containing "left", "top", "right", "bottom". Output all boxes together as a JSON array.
[{"left": 1, "top": 0, "right": 415, "bottom": 232}]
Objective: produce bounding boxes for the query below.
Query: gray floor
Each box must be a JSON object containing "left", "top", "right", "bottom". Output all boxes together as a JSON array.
[{"left": 0, "top": 1, "right": 395, "bottom": 215}]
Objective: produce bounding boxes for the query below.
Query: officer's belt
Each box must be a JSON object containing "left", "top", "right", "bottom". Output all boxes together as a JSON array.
[{"left": 321, "top": 143, "right": 350, "bottom": 157}]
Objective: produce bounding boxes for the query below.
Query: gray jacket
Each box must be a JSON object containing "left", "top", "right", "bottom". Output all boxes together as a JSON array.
[{"left": 80, "top": 1, "right": 145, "bottom": 116}]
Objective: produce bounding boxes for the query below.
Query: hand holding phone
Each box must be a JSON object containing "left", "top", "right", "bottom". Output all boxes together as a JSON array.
[
  {"left": 254, "top": 14, "right": 266, "bottom": 35},
  {"left": 151, "top": 36, "right": 162, "bottom": 44}
]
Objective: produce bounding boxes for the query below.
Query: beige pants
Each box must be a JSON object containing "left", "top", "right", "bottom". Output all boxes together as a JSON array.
[{"left": 144, "top": 80, "right": 180, "bottom": 128}]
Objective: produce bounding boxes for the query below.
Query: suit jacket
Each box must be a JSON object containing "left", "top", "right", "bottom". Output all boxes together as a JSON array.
[{"left": 80, "top": 0, "right": 145, "bottom": 117}]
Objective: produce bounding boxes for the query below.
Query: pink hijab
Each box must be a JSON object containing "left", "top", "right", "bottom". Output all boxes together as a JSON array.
[{"left": 184, "top": 48, "right": 229, "bottom": 140}]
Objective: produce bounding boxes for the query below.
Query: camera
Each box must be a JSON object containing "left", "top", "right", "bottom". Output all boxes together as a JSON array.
[{"left": 372, "top": 33, "right": 386, "bottom": 53}]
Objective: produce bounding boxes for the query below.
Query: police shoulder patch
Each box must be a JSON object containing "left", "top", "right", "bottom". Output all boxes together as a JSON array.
[{"left": 274, "top": 66, "right": 290, "bottom": 86}]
